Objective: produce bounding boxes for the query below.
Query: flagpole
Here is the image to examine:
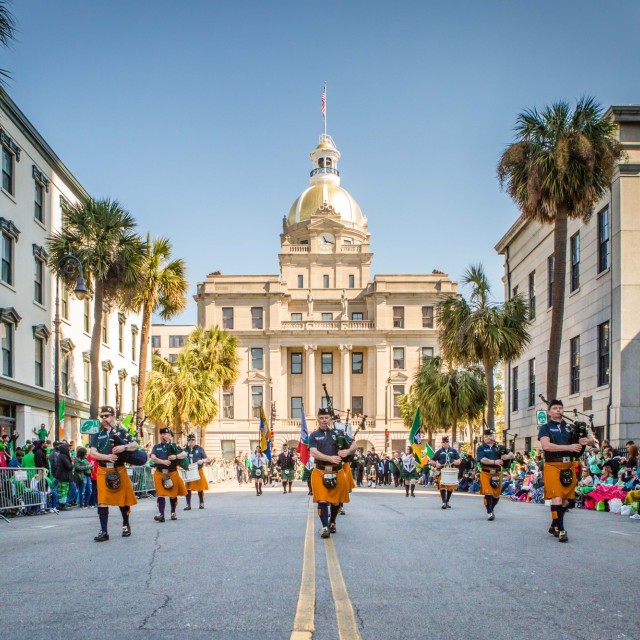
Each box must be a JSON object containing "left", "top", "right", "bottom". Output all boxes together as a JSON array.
[{"left": 323, "top": 80, "right": 327, "bottom": 138}]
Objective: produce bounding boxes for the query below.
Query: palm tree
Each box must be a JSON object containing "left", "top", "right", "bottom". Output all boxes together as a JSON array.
[
  {"left": 182, "top": 325, "right": 240, "bottom": 390},
  {"left": 414, "top": 356, "right": 486, "bottom": 443},
  {"left": 438, "top": 263, "right": 530, "bottom": 429},
  {"left": 144, "top": 352, "right": 218, "bottom": 438},
  {"left": 498, "top": 97, "right": 623, "bottom": 397},
  {"left": 133, "top": 235, "right": 188, "bottom": 428},
  {"left": 0, "top": 1, "right": 17, "bottom": 90},
  {"left": 48, "top": 198, "right": 145, "bottom": 418}
]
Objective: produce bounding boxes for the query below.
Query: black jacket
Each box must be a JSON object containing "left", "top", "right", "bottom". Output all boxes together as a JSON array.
[
  {"left": 33, "top": 444, "right": 48, "bottom": 469},
  {"left": 53, "top": 445, "right": 74, "bottom": 482}
]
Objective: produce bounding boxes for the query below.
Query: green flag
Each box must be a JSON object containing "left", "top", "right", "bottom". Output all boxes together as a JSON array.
[
  {"left": 58, "top": 398, "right": 65, "bottom": 423},
  {"left": 409, "top": 408, "right": 423, "bottom": 463},
  {"left": 422, "top": 442, "right": 436, "bottom": 458},
  {"left": 121, "top": 414, "right": 135, "bottom": 435}
]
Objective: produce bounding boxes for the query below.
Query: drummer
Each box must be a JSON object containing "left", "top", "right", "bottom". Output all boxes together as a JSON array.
[
  {"left": 183, "top": 434, "right": 209, "bottom": 511},
  {"left": 251, "top": 445, "right": 269, "bottom": 496},
  {"left": 150, "top": 427, "right": 188, "bottom": 522},
  {"left": 430, "top": 436, "right": 461, "bottom": 509}
]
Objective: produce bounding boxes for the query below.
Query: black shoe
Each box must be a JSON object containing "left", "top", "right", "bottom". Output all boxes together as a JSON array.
[
  {"left": 329, "top": 523, "right": 337, "bottom": 534},
  {"left": 154, "top": 515, "right": 165, "bottom": 523},
  {"left": 446, "top": 503, "right": 452, "bottom": 508},
  {"left": 171, "top": 513, "right": 177, "bottom": 520},
  {"left": 548, "top": 526, "right": 559, "bottom": 537},
  {"left": 441, "top": 503, "right": 447, "bottom": 509},
  {"left": 321, "top": 527, "right": 330, "bottom": 539},
  {"left": 487, "top": 513, "right": 495, "bottom": 521},
  {"left": 340, "top": 509, "right": 346, "bottom": 515},
  {"left": 558, "top": 530, "right": 568, "bottom": 543},
  {"left": 184, "top": 505, "right": 192, "bottom": 511},
  {"left": 94, "top": 530, "right": 109, "bottom": 542},
  {"left": 199, "top": 503, "right": 204, "bottom": 508},
  {"left": 122, "top": 524, "right": 131, "bottom": 537}
]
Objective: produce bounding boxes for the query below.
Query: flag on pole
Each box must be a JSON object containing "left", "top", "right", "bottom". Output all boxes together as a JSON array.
[
  {"left": 121, "top": 413, "right": 135, "bottom": 436},
  {"left": 58, "top": 398, "right": 65, "bottom": 423},
  {"left": 321, "top": 84, "right": 326, "bottom": 117},
  {"left": 259, "top": 405, "right": 272, "bottom": 461},
  {"left": 422, "top": 441, "right": 436, "bottom": 459},
  {"left": 296, "top": 409, "right": 310, "bottom": 464},
  {"left": 409, "top": 408, "right": 424, "bottom": 464}
]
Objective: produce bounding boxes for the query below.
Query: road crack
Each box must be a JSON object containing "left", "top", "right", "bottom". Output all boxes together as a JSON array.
[
  {"left": 144, "top": 530, "right": 161, "bottom": 590},
  {"left": 138, "top": 593, "right": 172, "bottom": 630}
]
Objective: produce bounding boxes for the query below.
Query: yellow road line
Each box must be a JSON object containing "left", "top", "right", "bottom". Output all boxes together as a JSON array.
[
  {"left": 290, "top": 503, "right": 315, "bottom": 640},
  {"left": 325, "top": 536, "right": 361, "bottom": 640}
]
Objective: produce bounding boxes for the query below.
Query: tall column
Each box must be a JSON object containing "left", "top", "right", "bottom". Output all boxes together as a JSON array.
[
  {"left": 305, "top": 345, "right": 317, "bottom": 416},
  {"left": 339, "top": 344, "right": 352, "bottom": 414}
]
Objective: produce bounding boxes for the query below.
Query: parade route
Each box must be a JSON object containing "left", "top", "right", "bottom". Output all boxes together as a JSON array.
[{"left": 1, "top": 483, "right": 638, "bottom": 640}]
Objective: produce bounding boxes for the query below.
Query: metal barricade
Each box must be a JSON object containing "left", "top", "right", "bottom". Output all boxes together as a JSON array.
[
  {"left": 126, "top": 465, "right": 155, "bottom": 497},
  {"left": 0, "top": 467, "right": 50, "bottom": 520}
]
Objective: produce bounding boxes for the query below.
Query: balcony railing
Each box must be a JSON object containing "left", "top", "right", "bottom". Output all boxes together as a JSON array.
[
  {"left": 287, "top": 245, "right": 310, "bottom": 253},
  {"left": 280, "top": 320, "right": 375, "bottom": 330},
  {"left": 277, "top": 418, "right": 377, "bottom": 429},
  {"left": 341, "top": 245, "right": 362, "bottom": 253},
  {"left": 310, "top": 167, "right": 339, "bottom": 177}
]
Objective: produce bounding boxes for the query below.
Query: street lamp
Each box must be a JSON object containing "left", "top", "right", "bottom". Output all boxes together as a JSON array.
[{"left": 54, "top": 254, "right": 88, "bottom": 442}]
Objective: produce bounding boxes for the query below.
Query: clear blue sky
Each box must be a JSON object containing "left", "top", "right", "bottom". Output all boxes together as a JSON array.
[{"left": 4, "top": 1, "right": 640, "bottom": 323}]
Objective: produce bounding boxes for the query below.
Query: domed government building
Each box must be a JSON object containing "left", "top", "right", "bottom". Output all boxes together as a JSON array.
[{"left": 154, "top": 132, "right": 457, "bottom": 458}]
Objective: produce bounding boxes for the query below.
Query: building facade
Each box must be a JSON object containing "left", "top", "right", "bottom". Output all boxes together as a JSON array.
[
  {"left": 1, "top": 93, "right": 144, "bottom": 443},
  {"left": 188, "top": 134, "right": 457, "bottom": 458},
  {"left": 495, "top": 105, "right": 640, "bottom": 451}
]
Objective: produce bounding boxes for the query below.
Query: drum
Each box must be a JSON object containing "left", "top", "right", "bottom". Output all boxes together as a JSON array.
[
  {"left": 440, "top": 468, "right": 459, "bottom": 486},
  {"left": 180, "top": 463, "right": 200, "bottom": 483}
]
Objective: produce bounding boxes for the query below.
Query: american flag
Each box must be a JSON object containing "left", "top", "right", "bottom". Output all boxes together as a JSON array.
[{"left": 321, "top": 86, "right": 326, "bottom": 117}]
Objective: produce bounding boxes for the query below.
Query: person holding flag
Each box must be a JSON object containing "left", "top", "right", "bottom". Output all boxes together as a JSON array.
[{"left": 251, "top": 445, "right": 268, "bottom": 496}]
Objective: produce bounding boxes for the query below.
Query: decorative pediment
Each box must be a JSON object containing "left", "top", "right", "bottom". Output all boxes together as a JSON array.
[
  {"left": 0, "top": 129, "right": 21, "bottom": 160},
  {"left": 32, "top": 324, "right": 51, "bottom": 342},
  {"left": 82, "top": 350, "right": 91, "bottom": 363},
  {"left": 131, "top": 375, "right": 139, "bottom": 385},
  {"left": 247, "top": 371, "right": 268, "bottom": 383},
  {"left": 32, "top": 165, "right": 50, "bottom": 192},
  {"left": 131, "top": 324, "right": 139, "bottom": 335},
  {"left": 60, "top": 338, "right": 75, "bottom": 353},
  {"left": 118, "top": 368, "right": 128, "bottom": 380},
  {"left": 0, "top": 218, "right": 20, "bottom": 242},
  {"left": 32, "top": 244, "right": 49, "bottom": 260},
  {"left": 102, "top": 302, "right": 112, "bottom": 313},
  {"left": 101, "top": 359, "right": 114, "bottom": 372},
  {"left": 0, "top": 307, "right": 22, "bottom": 326},
  {"left": 388, "top": 371, "right": 409, "bottom": 384},
  {"left": 118, "top": 312, "right": 126, "bottom": 325}
]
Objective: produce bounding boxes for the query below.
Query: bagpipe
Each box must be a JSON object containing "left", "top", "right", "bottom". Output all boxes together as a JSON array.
[
  {"left": 109, "top": 429, "right": 148, "bottom": 466},
  {"left": 539, "top": 395, "right": 593, "bottom": 457},
  {"left": 322, "top": 383, "right": 366, "bottom": 463},
  {"left": 166, "top": 441, "right": 191, "bottom": 471}
]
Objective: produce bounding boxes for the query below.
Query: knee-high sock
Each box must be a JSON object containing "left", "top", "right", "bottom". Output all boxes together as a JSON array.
[
  {"left": 410, "top": 483, "right": 415, "bottom": 496},
  {"left": 551, "top": 505, "right": 564, "bottom": 530},
  {"left": 119, "top": 506, "right": 130, "bottom": 526},
  {"left": 484, "top": 496, "right": 494, "bottom": 513},
  {"left": 440, "top": 489, "right": 447, "bottom": 503},
  {"left": 405, "top": 484, "right": 410, "bottom": 496},
  {"left": 170, "top": 497, "right": 177, "bottom": 513},
  {"left": 493, "top": 497, "right": 499, "bottom": 510},
  {"left": 198, "top": 491, "right": 204, "bottom": 503},
  {"left": 446, "top": 490, "right": 453, "bottom": 502},
  {"left": 307, "top": 479, "right": 312, "bottom": 493},
  {"left": 98, "top": 506, "right": 109, "bottom": 532},
  {"left": 186, "top": 490, "right": 192, "bottom": 506},
  {"left": 157, "top": 497, "right": 166, "bottom": 516},
  {"left": 317, "top": 502, "right": 329, "bottom": 527},
  {"left": 330, "top": 505, "right": 340, "bottom": 524}
]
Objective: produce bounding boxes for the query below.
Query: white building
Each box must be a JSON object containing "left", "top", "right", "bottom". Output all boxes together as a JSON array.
[
  {"left": 495, "top": 105, "right": 640, "bottom": 451},
  {"left": 1, "top": 92, "right": 144, "bottom": 443}
]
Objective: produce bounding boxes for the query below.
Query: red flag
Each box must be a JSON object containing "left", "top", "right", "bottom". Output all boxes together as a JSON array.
[{"left": 296, "top": 411, "right": 310, "bottom": 464}]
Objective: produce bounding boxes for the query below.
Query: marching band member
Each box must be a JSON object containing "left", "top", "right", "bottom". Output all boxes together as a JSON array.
[
  {"left": 401, "top": 446, "right": 419, "bottom": 497},
  {"left": 150, "top": 427, "right": 187, "bottom": 522},
  {"left": 183, "top": 434, "right": 209, "bottom": 510},
  {"left": 277, "top": 444, "right": 296, "bottom": 494},
  {"left": 309, "top": 408, "right": 356, "bottom": 538},
  {"left": 430, "top": 436, "right": 461, "bottom": 509},
  {"left": 88, "top": 406, "right": 138, "bottom": 542},
  {"left": 251, "top": 446, "right": 269, "bottom": 496},
  {"left": 477, "top": 428, "right": 514, "bottom": 520},
  {"left": 539, "top": 399, "right": 593, "bottom": 543}
]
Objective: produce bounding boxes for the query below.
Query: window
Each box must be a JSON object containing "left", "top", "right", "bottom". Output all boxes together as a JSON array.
[
  {"left": 321, "top": 352, "right": 333, "bottom": 374},
  {"left": 352, "top": 352, "right": 363, "bottom": 374},
  {"left": 61, "top": 353, "right": 70, "bottom": 395},
  {"left": 512, "top": 366, "right": 519, "bottom": 412},
  {"left": 1, "top": 231, "right": 12, "bottom": 285},
  {"left": 221, "top": 439, "right": 236, "bottom": 461},
  {"left": 351, "top": 396, "right": 363, "bottom": 416},
  {"left": 222, "top": 307, "right": 233, "bottom": 330},
  {"left": 169, "top": 335, "right": 186, "bottom": 348},
  {"left": 547, "top": 255, "right": 554, "bottom": 308},
  {"left": 323, "top": 274, "right": 330, "bottom": 288},
  {"left": 351, "top": 312, "right": 363, "bottom": 321},
  {"left": 251, "top": 347, "right": 263, "bottom": 370},
  {"left": 393, "top": 306, "right": 404, "bottom": 328},
  {"left": 168, "top": 353, "right": 178, "bottom": 364},
  {"left": 291, "top": 396, "right": 303, "bottom": 419},
  {"left": 34, "top": 257, "right": 44, "bottom": 304},
  {"left": 321, "top": 313, "right": 332, "bottom": 321},
  {"left": 151, "top": 335, "right": 161, "bottom": 348},
  {"left": 348, "top": 274, "right": 355, "bottom": 288},
  {"left": 223, "top": 389, "right": 234, "bottom": 419},
  {"left": 83, "top": 359, "right": 90, "bottom": 401},
  {"left": 528, "top": 359, "right": 535, "bottom": 407},
  {"left": 251, "top": 307, "right": 264, "bottom": 329},
  {"left": 1, "top": 321, "right": 13, "bottom": 377},
  {"left": 421, "top": 346, "right": 434, "bottom": 363},
  {"left": 570, "top": 232, "right": 580, "bottom": 292},
  {"left": 131, "top": 379, "right": 137, "bottom": 414},
  {"left": 2, "top": 146, "right": 14, "bottom": 194},
  {"left": 291, "top": 313, "right": 302, "bottom": 322},
  {"left": 393, "top": 385, "right": 405, "bottom": 418},
  {"left": 34, "top": 337, "right": 44, "bottom": 387},
  {"left": 102, "top": 310, "right": 109, "bottom": 344},
  {"left": 598, "top": 207, "right": 610, "bottom": 273},
  {"left": 570, "top": 336, "right": 580, "bottom": 395},
  {"left": 393, "top": 347, "right": 405, "bottom": 369},
  {"left": 528, "top": 272, "right": 536, "bottom": 320},
  {"left": 512, "top": 285, "right": 519, "bottom": 298},
  {"left": 102, "top": 370, "right": 109, "bottom": 405},
  {"left": 297, "top": 275, "right": 304, "bottom": 288},
  {"left": 597, "top": 321, "right": 609, "bottom": 386},
  {"left": 131, "top": 327, "right": 137, "bottom": 362},
  {"left": 422, "top": 306, "right": 434, "bottom": 329},
  {"left": 34, "top": 180, "right": 44, "bottom": 223},
  {"left": 291, "top": 352, "right": 302, "bottom": 374},
  {"left": 83, "top": 298, "right": 90, "bottom": 333},
  {"left": 118, "top": 318, "right": 125, "bottom": 354},
  {"left": 251, "top": 386, "right": 263, "bottom": 418},
  {"left": 61, "top": 283, "right": 69, "bottom": 320}
]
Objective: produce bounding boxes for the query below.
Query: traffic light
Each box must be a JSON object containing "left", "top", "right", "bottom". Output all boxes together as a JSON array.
[{"left": 384, "top": 429, "right": 390, "bottom": 449}]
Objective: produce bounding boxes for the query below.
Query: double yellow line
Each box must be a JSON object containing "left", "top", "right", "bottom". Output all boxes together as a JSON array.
[{"left": 291, "top": 504, "right": 361, "bottom": 640}]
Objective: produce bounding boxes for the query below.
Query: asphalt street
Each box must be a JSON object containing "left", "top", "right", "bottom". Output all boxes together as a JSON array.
[{"left": 1, "top": 481, "right": 638, "bottom": 640}]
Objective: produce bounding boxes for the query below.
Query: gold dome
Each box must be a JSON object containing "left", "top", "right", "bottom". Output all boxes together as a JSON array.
[{"left": 287, "top": 183, "right": 364, "bottom": 226}]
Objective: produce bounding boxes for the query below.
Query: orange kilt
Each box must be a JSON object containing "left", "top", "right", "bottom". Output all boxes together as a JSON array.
[
  {"left": 311, "top": 467, "right": 350, "bottom": 505},
  {"left": 480, "top": 470, "right": 502, "bottom": 498},
  {"left": 185, "top": 467, "right": 208, "bottom": 492},
  {"left": 543, "top": 461, "right": 576, "bottom": 500},
  {"left": 97, "top": 466, "right": 137, "bottom": 507},
  {"left": 153, "top": 469, "right": 187, "bottom": 498},
  {"left": 343, "top": 462, "right": 356, "bottom": 491}
]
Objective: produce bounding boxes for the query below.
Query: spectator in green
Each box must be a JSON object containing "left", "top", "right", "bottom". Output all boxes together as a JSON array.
[{"left": 22, "top": 444, "right": 36, "bottom": 480}]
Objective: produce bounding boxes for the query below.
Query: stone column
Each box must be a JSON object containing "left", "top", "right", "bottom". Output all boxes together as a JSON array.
[
  {"left": 305, "top": 345, "right": 317, "bottom": 416},
  {"left": 339, "top": 344, "right": 352, "bottom": 414}
]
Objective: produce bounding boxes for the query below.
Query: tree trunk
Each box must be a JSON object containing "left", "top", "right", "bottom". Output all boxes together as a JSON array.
[
  {"left": 136, "top": 302, "right": 152, "bottom": 429},
  {"left": 484, "top": 357, "right": 495, "bottom": 428},
  {"left": 547, "top": 208, "right": 568, "bottom": 399},
  {"left": 89, "top": 282, "right": 104, "bottom": 419}
]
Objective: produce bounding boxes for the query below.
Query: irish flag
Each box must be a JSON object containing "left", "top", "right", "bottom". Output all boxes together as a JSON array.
[{"left": 296, "top": 410, "right": 310, "bottom": 464}]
